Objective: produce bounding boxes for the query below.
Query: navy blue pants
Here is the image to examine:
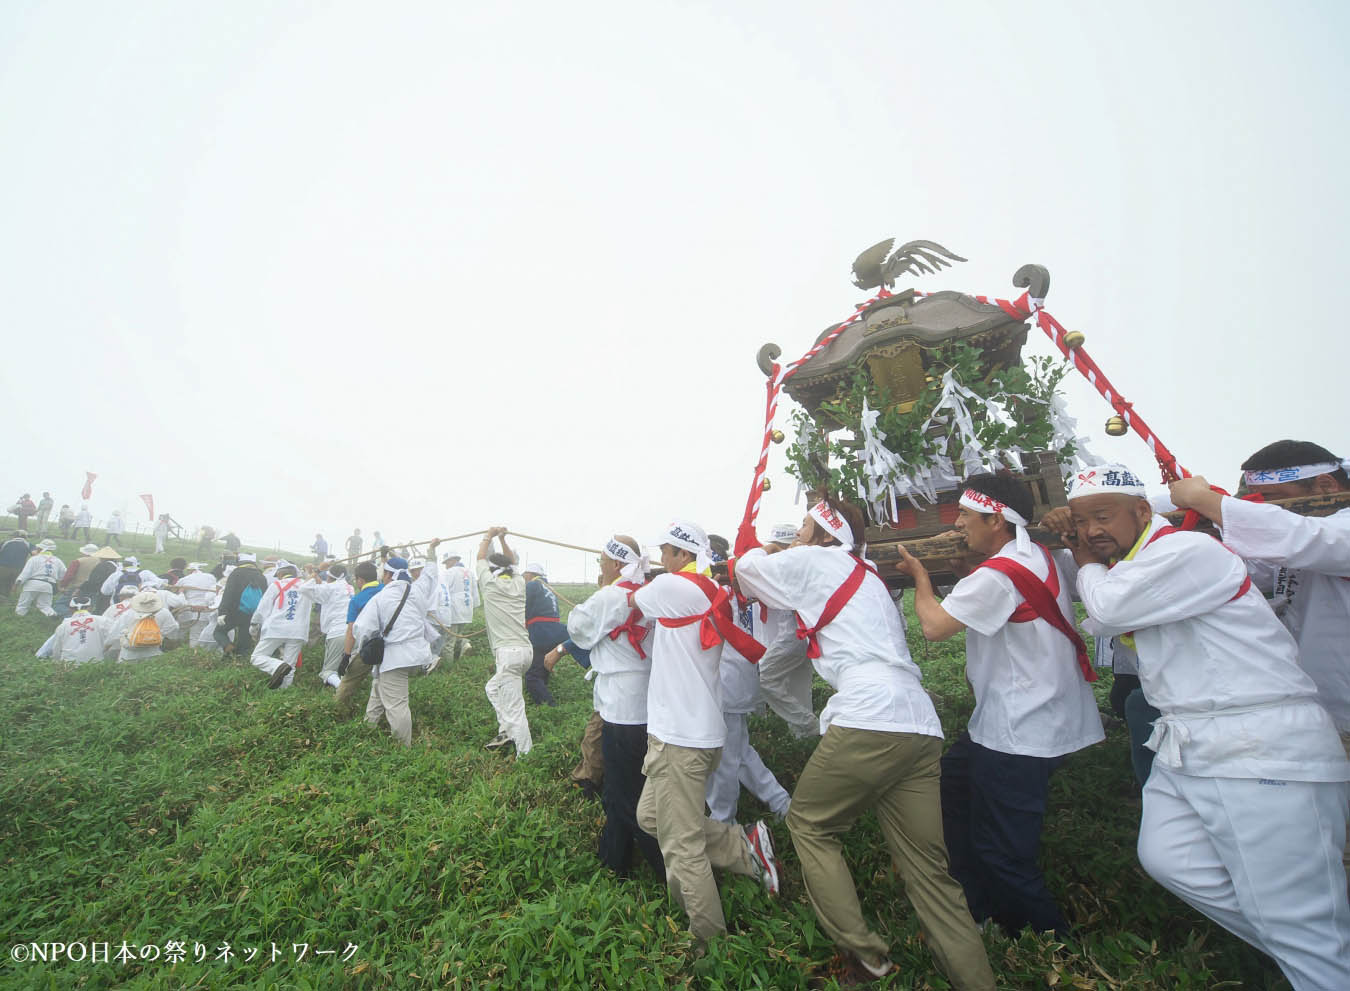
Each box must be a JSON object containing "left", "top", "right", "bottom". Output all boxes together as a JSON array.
[
  {"left": 598, "top": 721, "right": 664, "bottom": 880},
  {"left": 940, "top": 733, "right": 1069, "bottom": 936}
]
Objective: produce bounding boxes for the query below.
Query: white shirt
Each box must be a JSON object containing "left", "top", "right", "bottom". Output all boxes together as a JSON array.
[
  {"left": 442, "top": 564, "right": 478, "bottom": 623},
  {"left": 566, "top": 581, "right": 652, "bottom": 725},
  {"left": 47, "top": 611, "right": 112, "bottom": 663},
  {"left": 114, "top": 607, "right": 180, "bottom": 661},
  {"left": 106, "top": 514, "right": 124, "bottom": 534},
  {"left": 17, "top": 552, "right": 65, "bottom": 590},
  {"left": 632, "top": 570, "right": 726, "bottom": 748},
  {"left": 299, "top": 578, "right": 354, "bottom": 639},
  {"left": 352, "top": 561, "right": 441, "bottom": 673},
  {"left": 75, "top": 509, "right": 91, "bottom": 526},
  {"left": 940, "top": 541, "right": 1105, "bottom": 758},
  {"left": 475, "top": 561, "right": 529, "bottom": 651},
  {"left": 251, "top": 576, "right": 314, "bottom": 641},
  {"left": 1076, "top": 514, "right": 1348, "bottom": 782},
  {"left": 175, "top": 571, "right": 217, "bottom": 605},
  {"left": 1221, "top": 498, "right": 1350, "bottom": 732},
  {"left": 719, "top": 599, "right": 763, "bottom": 714},
  {"left": 735, "top": 545, "right": 942, "bottom": 739}
]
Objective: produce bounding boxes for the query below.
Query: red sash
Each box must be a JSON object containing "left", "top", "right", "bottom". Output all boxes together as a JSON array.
[
  {"left": 794, "top": 555, "right": 880, "bottom": 660},
  {"left": 274, "top": 577, "right": 302, "bottom": 607},
  {"left": 657, "top": 572, "right": 765, "bottom": 663},
  {"left": 607, "top": 580, "right": 651, "bottom": 659},
  {"left": 526, "top": 616, "right": 562, "bottom": 626},
  {"left": 1144, "top": 526, "right": 1253, "bottom": 602},
  {"left": 974, "top": 545, "right": 1096, "bottom": 683}
]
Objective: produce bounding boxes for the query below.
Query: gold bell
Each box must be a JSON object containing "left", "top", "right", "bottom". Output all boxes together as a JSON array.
[
  {"left": 1064, "top": 331, "right": 1085, "bottom": 350},
  {"left": 770, "top": 429, "right": 785, "bottom": 444},
  {"left": 1105, "top": 414, "right": 1128, "bottom": 436},
  {"left": 761, "top": 478, "right": 772, "bottom": 491}
]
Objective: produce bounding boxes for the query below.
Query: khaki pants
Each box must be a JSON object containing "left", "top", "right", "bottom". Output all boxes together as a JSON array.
[
  {"left": 336, "top": 655, "right": 374, "bottom": 715},
  {"left": 571, "top": 710, "right": 605, "bottom": 785},
  {"left": 788, "top": 725, "right": 995, "bottom": 991},
  {"left": 366, "top": 667, "right": 412, "bottom": 746},
  {"left": 635, "top": 736, "right": 758, "bottom": 941}
]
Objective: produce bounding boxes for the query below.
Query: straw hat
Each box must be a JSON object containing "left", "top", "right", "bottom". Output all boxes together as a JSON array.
[{"left": 92, "top": 547, "right": 122, "bottom": 560}]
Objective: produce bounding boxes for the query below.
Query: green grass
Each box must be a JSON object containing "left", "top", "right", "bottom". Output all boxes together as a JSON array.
[{"left": 0, "top": 559, "right": 1290, "bottom": 989}]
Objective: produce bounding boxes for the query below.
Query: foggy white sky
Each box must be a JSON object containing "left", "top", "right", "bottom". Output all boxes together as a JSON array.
[{"left": 3, "top": 1, "right": 1347, "bottom": 579}]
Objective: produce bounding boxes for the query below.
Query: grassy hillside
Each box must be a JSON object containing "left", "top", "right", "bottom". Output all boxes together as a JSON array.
[{"left": 0, "top": 563, "right": 1289, "bottom": 989}]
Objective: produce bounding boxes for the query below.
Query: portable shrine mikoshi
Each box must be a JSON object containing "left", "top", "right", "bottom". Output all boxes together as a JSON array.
[{"left": 735, "top": 237, "right": 1337, "bottom": 586}]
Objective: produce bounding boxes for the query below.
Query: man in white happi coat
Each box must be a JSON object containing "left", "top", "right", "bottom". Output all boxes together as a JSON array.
[
  {"left": 113, "top": 589, "right": 180, "bottom": 662},
  {"left": 174, "top": 562, "right": 218, "bottom": 645},
  {"left": 441, "top": 552, "right": 478, "bottom": 659},
  {"left": 1060, "top": 461, "right": 1350, "bottom": 991},
  {"left": 39, "top": 597, "right": 112, "bottom": 663},
  {"left": 105, "top": 509, "right": 125, "bottom": 546},
  {"left": 754, "top": 523, "right": 819, "bottom": 739},
  {"left": 476, "top": 528, "right": 534, "bottom": 755},
  {"left": 16, "top": 539, "right": 66, "bottom": 617},
  {"left": 1171, "top": 439, "right": 1350, "bottom": 866},
  {"left": 248, "top": 561, "right": 312, "bottom": 689},
  {"left": 550, "top": 535, "right": 663, "bottom": 876},
  {"left": 73, "top": 505, "right": 92, "bottom": 543},
  {"left": 898, "top": 472, "right": 1104, "bottom": 937},
  {"left": 153, "top": 514, "right": 170, "bottom": 554},
  {"left": 300, "top": 562, "right": 355, "bottom": 689},
  {"left": 632, "top": 519, "right": 778, "bottom": 947},
  {"left": 351, "top": 544, "right": 441, "bottom": 746}
]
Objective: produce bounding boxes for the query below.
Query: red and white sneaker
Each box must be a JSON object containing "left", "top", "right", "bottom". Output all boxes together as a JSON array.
[{"left": 745, "top": 820, "right": 780, "bottom": 896}]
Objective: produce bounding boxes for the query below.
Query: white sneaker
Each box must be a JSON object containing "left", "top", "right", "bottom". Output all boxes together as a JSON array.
[
  {"left": 324, "top": 672, "right": 341, "bottom": 689},
  {"left": 745, "top": 820, "right": 780, "bottom": 896},
  {"left": 856, "top": 953, "right": 895, "bottom": 979},
  {"left": 423, "top": 654, "right": 441, "bottom": 675}
]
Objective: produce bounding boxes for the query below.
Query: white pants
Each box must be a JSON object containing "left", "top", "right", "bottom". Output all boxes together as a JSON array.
[
  {"left": 320, "top": 635, "right": 346, "bottom": 681},
  {"left": 366, "top": 666, "right": 412, "bottom": 745},
  {"left": 1138, "top": 764, "right": 1350, "bottom": 991},
  {"left": 16, "top": 583, "right": 55, "bottom": 617},
  {"left": 486, "top": 644, "right": 533, "bottom": 754},
  {"left": 155, "top": 532, "right": 166, "bottom": 553},
  {"left": 758, "top": 639, "right": 818, "bottom": 738},
  {"left": 706, "top": 710, "right": 791, "bottom": 822},
  {"left": 251, "top": 637, "right": 302, "bottom": 688}
]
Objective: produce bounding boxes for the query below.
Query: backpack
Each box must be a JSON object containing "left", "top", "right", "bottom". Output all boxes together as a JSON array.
[
  {"left": 238, "top": 584, "right": 263, "bottom": 616},
  {"left": 126, "top": 614, "right": 163, "bottom": 648}
]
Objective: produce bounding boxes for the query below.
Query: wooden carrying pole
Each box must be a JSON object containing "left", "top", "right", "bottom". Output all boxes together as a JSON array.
[
  {"left": 321, "top": 529, "right": 603, "bottom": 569},
  {"left": 865, "top": 490, "right": 1350, "bottom": 568}
]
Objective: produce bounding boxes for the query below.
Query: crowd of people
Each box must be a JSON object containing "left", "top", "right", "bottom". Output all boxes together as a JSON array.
[{"left": 7, "top": 435, "right": 1350, "bottom": 989}]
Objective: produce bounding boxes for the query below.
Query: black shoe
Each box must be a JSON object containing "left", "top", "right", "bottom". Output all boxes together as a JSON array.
[
  {"left": 267, "top": 663, "right": 292, "bottom": 689},
  {"left": 573, "top": 779, "right": 601, "bottom": 802}
]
